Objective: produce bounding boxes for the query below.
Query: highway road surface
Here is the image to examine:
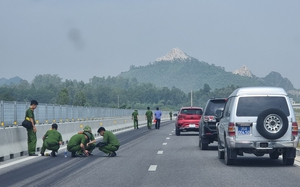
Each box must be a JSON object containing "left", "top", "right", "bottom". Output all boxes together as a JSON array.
[{"left": 1, "top": 120, "right": 300, "bottom": 187}]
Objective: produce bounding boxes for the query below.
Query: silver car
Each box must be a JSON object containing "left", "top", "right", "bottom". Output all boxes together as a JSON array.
[{"left": 216, "top": 87, "right": 299, "bottom": 165}]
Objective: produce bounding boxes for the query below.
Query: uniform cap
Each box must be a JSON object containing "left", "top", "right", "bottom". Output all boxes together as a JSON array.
[
  {"left": 83, "top": 125, "right": 91, "bottom": 132},
  {"left": 83, "top": 132, "right": 92, "bottom": 141}
]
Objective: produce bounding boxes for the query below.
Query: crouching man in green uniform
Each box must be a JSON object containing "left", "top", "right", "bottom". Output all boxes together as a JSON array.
[
  {"left": 77, "top": 125, "right": 96, "bottom": 156},
  {"left": 40, "top": 123, "right": 62, "bottom": 157},
  {"left": 96, "top": 127, "right": 120, "bottom": 157},
  {"left": 67, "top": 131, "right": 92, "bottom": 157}
]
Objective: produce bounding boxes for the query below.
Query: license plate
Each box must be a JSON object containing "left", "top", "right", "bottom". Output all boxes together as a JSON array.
[
  {"left": 189, "top": 124, "right": 196, "bottom": 127},
  {"left": 237, "top": 126, "right": 250, "bottom": 135}
]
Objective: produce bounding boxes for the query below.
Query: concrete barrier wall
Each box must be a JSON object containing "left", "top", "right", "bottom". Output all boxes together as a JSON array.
[{"left": 0, "top": 115, "right": 170, "bottom": 161}]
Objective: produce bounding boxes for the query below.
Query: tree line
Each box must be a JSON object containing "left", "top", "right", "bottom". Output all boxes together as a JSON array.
[{"left": 0, "top": 74, "right": 240, "bottom": 110}]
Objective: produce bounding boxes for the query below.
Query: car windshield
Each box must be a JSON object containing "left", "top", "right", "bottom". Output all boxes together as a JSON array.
[
  {"left": 181, "top": 109, "right": 202, "bottom": 115},
  {"left": 204, "top": 100, "right": 226, "bottom": 115},
  {"left": 236, "top": 96, "right": 290, "bottom": 116}
]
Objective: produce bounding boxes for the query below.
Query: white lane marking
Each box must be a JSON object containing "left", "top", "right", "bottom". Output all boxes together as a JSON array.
[
  {"left": 157, "top": 151, "right": 163, "bottom": 154},
  {"left": 169, "top": 134, "right": 172, "bottom": 135},
  {"left": 148, "top": 165, "right": 157, "bottom": 171},
  {"left": 166, "top": 137, "right": 170, "bottom": 139},
  {"left": 162, "top": 143, "right": 167, "bottom": 145},
  {"left": 0, "top": 156, "right": 37, "bottom": 169}
]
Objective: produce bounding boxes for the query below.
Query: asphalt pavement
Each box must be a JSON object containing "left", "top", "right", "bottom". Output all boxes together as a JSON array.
[{"left": 1, "top": 120, "right": 300, "bottom": 187}]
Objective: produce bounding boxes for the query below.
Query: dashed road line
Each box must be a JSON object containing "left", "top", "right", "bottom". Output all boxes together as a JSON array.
[
  {"left": 162, "top": 143, "right": 167, "bottom": 145},
  {"left": 148, "top": 165, "right": 157, "bottom": 171},
  {"left": 157, "top": 151, "right": 163, "bottom": 154},
  {"left": 166, "top": 137, "right": 170, "bottom": 139},
  {"left": 169, "top": 134, "right": 172, "bottom": 135}
]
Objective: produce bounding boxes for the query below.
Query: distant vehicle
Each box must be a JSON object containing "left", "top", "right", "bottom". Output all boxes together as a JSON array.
[
  {"left": 173, "top": 113, "right": 178, "bottom": 120},
  {"left": 199, "top": 98, "right": 227, "bottom": 150},
  {"left": 175, "top": 107, "right": 203, "bottom": 136},
  {"left": 216, "top": 87, "right": 299, "bottom": 165}
]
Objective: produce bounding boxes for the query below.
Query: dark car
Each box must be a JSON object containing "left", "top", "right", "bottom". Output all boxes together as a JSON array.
[
  {"left": 199, "top": 98, "right": 227, "bottom": 150},
  {"left": 175, "top": 107, "right": 203, "bottom": 136}
]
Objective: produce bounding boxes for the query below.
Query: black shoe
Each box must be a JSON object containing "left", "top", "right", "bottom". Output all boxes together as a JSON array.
[
  {"left": 88, "top": 152, "right": 93, "bottom": 156},
  {"left": 29, "top": 153, "right": 38, "bottom": 156},
  {"left": 51, "top": 151, "right": 56, "bottom": 157},
  {"left": 40, "top": 152, "right": 44, "bottom": 156},
  {"left": 110, "top": 151, "right": 116, "bottom": 157},
  {"left": 71, "top": 152, "right": 76, "bottom": 157}
]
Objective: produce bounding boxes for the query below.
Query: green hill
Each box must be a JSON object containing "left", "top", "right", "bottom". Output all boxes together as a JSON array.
[{"left": 118, "top": 58, "right": 294, "bottom": 92}]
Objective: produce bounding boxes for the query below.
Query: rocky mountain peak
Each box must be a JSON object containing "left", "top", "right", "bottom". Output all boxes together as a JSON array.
[
  {"left": 232, "top": 65, "right": 254, "bottom": 77},
  {"left": 156, "top": 48, "right": 191, "bottom": 61}
]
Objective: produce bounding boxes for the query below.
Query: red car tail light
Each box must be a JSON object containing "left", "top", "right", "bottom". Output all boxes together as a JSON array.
[
  {"left": 228, "top": 122, "right": 235, "bottom": 136},
  {"left": 178, "top": 115, "right": 184, "bottom": 120},
  {"left": 292, "top": 122, "right": 298, "bottom": 136}
]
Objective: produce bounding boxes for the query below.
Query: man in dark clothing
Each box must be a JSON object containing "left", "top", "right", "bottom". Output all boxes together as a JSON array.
[{"left": 154, "top": 107, "right": 162, "bottom": 129}]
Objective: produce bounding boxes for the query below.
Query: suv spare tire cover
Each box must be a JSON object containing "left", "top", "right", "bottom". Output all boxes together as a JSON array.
[{"left": 256, "top": 108, "right": 288, "bottom": 140}]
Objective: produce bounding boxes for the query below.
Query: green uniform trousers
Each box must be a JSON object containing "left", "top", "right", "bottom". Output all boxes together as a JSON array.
[
  {"left": 41, "top": 140, "right": 60, "bottom": 153},
  {"left": 67, "top": 144, "right": 81, "bottom": 154},
  {"left": 133, "top": 119, "right": 138, "bottom": 129},
  {"left": 27, "top": 129, "right": 37, "bottom": 154},
  {"left": 99, "top": 144, "right": 119, "bottom": 154},
  {"left": 77, "top": 143, "right": 96, "bottom": 154},
  {"left": 147, "top": 119, "right": 152, "bottom": 129}
]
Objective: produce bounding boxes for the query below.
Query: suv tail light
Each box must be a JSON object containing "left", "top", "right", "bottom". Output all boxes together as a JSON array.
[
  {"left": 292, "top": 122, "right": 298, "bottom": 136},
  {"left": 228, "top": 122, "right": 235, "bottom": 136},
  {"left": 203, "top": 116, "right": 215, "bottom": 122}
]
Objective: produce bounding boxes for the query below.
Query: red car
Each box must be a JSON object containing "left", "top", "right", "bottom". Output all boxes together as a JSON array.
[{"left": 175, "top": 107, "right": 203, "bottom": 135}]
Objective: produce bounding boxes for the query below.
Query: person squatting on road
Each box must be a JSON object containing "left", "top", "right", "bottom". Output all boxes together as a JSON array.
[
  {"left": 145, "top": 107, "right": 153, "bottom": 129},
  {"left": 67, "top": 130, "right": 93, "bottom": 157},
  {"left": 132, "top": 109, "right": 139, "bottom": 129},
  {"left": 25, "top": 100, "right": 39, "bottom": 156},
  {"left": 96, "top": 127, "right": 120, "bottom": 157},
  {"left": 154, "top": 107, "right": 162, "bottom": 129},
  {"left": 77, "top": 125, "right": 96, "bottom": 156},
  {"left": 40, "top": 123, "right": 63, "bottom": 157}
]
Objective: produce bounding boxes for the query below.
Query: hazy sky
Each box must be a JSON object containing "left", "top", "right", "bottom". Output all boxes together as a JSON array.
[{"left": 1, "top": 0, "right": 300, "bottom": 88}]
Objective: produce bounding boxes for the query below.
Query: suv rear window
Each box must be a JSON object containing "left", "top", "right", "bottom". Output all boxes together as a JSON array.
[
  {"left": 204, "top": 100, "right": 226, "bottom": 115},
  {"left": 236, "top": 96, "right": 290, "bottom": 116},
  {"left": 181, "top": 109, "right": 203, "bottom": 115}
]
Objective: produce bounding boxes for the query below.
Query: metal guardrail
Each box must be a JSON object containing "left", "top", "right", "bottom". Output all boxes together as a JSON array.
[{"left": 0, "top": 101, "right": 148, "bottom": 127}]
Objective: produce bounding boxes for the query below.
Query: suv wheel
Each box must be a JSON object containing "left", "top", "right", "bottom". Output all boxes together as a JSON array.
[
  {"left": 175, "top": 127, "right": 180, "bottom": 136},
  {"left": 269, "top": 152, "right": 279, "bottom": 159},
  {"left": 200, "top": 139, "right": 208, "bottom": 150},
  {"left": 217, "top": 136, "right": 224, "bottom": 159},
  {"left": 224, "top": 140, "right": 235, "bottom": 165},
  {"left": 256, "top": 108, "right": 288, "bottom": 140},
  {"left": 283, "top": 148, "right": 295, "bottom": 165}
]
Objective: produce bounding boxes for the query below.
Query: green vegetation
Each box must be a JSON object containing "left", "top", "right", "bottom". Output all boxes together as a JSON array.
[{"left": 0, "top": 74, "right": 238, "bottom": 110}]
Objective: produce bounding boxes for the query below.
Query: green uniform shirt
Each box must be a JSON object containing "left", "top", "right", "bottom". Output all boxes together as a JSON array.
[
  {"left": 132, "top": 111, "right": 138, "bottom": 120},
  {"left": 103, "top": 131, "right": 120, "bottom": 146},
  {"left": 68, "top": 134, "right": 87, "bottom": 147},
  {"left": 44, "top": 129, "right": 62, "bottom": 143},
  {"left": 145, "top": 110, "right": 153, "bottom": 120},
  {"left": 26, "top": 108, "right": 36, "bottom": 124}
]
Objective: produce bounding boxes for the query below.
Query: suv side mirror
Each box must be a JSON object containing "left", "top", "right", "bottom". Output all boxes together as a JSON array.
[{"left": 215, "top": 109, "right": 223, "bottom": 121}]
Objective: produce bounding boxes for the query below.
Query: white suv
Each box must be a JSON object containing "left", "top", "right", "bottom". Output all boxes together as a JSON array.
[{"left": 216, "top": 87, "right": 299, "bottom": 165}]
